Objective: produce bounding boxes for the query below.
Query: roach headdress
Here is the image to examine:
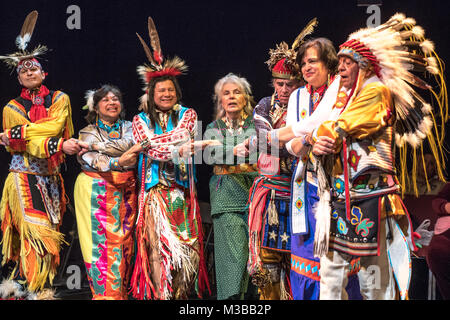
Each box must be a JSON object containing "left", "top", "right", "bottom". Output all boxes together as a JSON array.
[
  {"left": 136, "top": 16, "right": 188, "bottom": 85},
  {"left": 136, "top": 16, "right": 188, "bottom": 111},
  {"left": 266, "top": 18, "right": 318, "bottom": 80},
  {"left": 0, "top": 11, "right": 48, "bottom": 72}
]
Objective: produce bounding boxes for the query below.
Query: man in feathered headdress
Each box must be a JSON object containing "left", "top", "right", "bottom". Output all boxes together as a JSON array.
[
  {"left": 308, "top": 13, "right": 447, "bottom": 300},
  {"left": 246, "top": 20, "right": 314, "bottom": 300},
  {"left": 129, "top": 16, "right": 210, "bottom": 300},
  {"left": 0, "top": 11, "right": 79, "bottom": 298}
]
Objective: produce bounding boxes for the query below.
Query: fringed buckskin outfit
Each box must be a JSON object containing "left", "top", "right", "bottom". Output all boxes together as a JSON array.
[{"left": 129, "top": 16, "right": 209, "bottom": 300}]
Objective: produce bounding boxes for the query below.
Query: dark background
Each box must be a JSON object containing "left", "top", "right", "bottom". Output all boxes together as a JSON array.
[
  {"left": 0, "top": 0, "right": 449, "bottom": 298},
  {"left": 0, "top": 0, "right": 449, "bottom": 202}
]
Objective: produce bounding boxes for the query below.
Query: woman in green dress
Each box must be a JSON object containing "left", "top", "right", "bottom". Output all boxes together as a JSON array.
[{"left": 203, "top": 73, "right": 258, "bottom": 299}]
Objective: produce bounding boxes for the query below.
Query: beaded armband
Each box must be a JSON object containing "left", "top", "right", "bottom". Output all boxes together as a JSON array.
[{"left": 110, "top": 158, "right": 122, "bottom": 171}]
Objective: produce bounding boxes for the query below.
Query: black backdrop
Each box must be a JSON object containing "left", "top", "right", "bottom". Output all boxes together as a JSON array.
[{"left": 0, "top": 0, "right": 448, "bottom": 227}]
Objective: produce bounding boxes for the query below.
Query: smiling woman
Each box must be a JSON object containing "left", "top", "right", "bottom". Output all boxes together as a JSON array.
[
  {"left": 83, "top": 85, "right": 126, "bottom": 126},
  {"left": 96, "top": 91, "right": 122, "bottom": 125},
  {"left": 73, "top": 84, "right": 138, "bottom": 300}
]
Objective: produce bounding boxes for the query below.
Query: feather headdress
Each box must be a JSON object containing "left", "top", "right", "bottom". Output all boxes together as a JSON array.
[
  {"left": 82, "top": 89, "right": 96, "bottom": 111},
  {"left": 0, "top": 10, "right": 48, "bottom": 71},
  {"left": 136, "top": 17, "right": 188, "bottom": 111},
  {"left": 136, "top": 16, "right": 188, "bottom": 85},
  {"left": 266, "top": 18, "right": 318, "bottom": 80},
  {"left": 337, "top": 13, "right": 448, "bottom": 196}
]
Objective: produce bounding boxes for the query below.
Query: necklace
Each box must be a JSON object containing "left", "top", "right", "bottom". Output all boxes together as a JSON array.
[
  {"left": 269, "top": 94, "right": 287, "bottom": 127},
  {"left": 223, "top": 116, "right": 245, "bottom": 135},
  {"left": 97, "top": 118, "right": 122, "bottom": 139}
]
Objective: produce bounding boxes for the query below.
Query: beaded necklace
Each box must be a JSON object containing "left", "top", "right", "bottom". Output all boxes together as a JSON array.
[
  {"left": 223, "top": 112, "right": 247, "bottom": 135},
  {"left": 97, "top": 118, "right": 123, "bottom": 139}
]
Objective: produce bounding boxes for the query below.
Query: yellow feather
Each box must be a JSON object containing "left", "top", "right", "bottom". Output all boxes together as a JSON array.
[{"left": 291, "top": 17, "right": 318, "bottom": 50}]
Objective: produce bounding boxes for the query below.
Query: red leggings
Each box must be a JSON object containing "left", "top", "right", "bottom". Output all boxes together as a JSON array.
[{"left": 426, "top": 228, "right": 450, "bottom": 300}]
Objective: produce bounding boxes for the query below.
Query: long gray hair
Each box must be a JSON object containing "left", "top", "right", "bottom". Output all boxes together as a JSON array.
[{"left": 213, "top": 73, "right": 255, "bottom": 120}]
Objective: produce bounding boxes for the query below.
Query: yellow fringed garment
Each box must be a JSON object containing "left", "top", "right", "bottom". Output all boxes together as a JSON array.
[
  {"left": 0, "top": 91, "right": 72, "bottom": 292},
  {"left": 0, "top": 173, "right": 66, "bottom": 292}
]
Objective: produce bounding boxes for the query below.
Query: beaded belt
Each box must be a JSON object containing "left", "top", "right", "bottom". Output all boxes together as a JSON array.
[
  {"left": 213, "top": 163, "right": 258, "bottom": 175},
  {"left": 9, "top": 154, "right": 55, "bottom": 175}
]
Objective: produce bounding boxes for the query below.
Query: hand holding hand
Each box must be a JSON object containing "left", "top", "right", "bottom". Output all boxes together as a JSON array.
[
  {"left": 0, "top": 132, "right": 9, "bottom": 146},
  {"left": 193, "top": 140, "right": 221, "bottom": 150},
  {"left": 312, "top": 136, "right": 336, "bottom": 156},
  {"left": 76, "top": 140, "right": 90, "bottom": 156},
  {"left": 233, "top": 141, "right": 249, "bottom": 157},
  {"left": 62, "top": 138, "right": 82, "bottom": 155},
  {"left": 118, "top": 147, "right": 140, "bottom": 167},
  {"left": 128, "top": 143, "right": 144, "bottom": 154},
  {"left": 178, "top": 142, "right": 194, "bottom": 158}
]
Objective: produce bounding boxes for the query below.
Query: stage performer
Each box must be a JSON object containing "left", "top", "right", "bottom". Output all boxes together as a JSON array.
[
  {"left": 245, "top": 23, "right": 307, "bottom": 300},
  {"left": 264, "top": 33, "right": 362, "bottom": 300},
  {"left": 287, "top": 35, "right": 364, "bottom": 300},
  {"left": 129, "top": 16, "right": 209, "bottom": 300},
  {"left": 0, "top": 11, "right": 79, "bottom": 297},
  {"left": 203, "top": 73, "right": 258, "bottom": 300},
  {"left": 73, "top": 85, "right": 139, "bottom": 300},
  {"left": 309, "top": 13, "right": 447, "bottom": 300}
]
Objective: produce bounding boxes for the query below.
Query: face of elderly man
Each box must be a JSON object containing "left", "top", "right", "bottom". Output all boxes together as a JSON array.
[
  {"left": 338, "top": 55, "right": 360, "bottom": 90},
  {"left": 272, "top": 78, "right": 300, "bottom": 105}
]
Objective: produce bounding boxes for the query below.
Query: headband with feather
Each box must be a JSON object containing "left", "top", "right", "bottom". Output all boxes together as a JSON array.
[
  {"left": 337, "top": 13, "right": 448, "bottom": 197},
  {"left": 136, "top": 16, "right": 188, "bottom": 85},
  {"left": 266, "top": 18, "right": 318, "bottom": 80},
  {"left": 0, "top": 10, "right": 48, "bottom": 71}
]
